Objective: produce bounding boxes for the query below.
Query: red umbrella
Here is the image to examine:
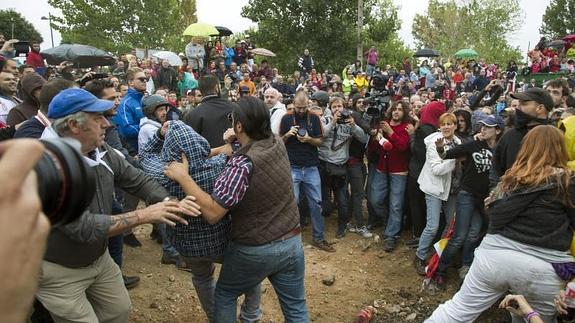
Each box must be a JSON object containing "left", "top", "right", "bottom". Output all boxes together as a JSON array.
[{"left": 563, "top": 34, "right": 575, "bottom": 43}]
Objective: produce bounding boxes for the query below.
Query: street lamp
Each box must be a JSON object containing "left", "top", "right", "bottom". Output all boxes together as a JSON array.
[{"left": 41, "top": 13, "right": 54, "bottom": 48}]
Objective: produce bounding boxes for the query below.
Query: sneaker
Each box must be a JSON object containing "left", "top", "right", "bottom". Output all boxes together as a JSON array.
[
  {"left": 458, "top": 265, "right": 470, "bottom": 280},
  {"left": 123, "top": 233, "right": 142, "bottom": 247},
  {"left": 335, "top": 228, "right": 346, "bottom": 239},
  {"left": 356, "top": 226, "right": 373, "bottom": 238},
  {"left": 414, "top": 256, "right": 427, "bottom": 276},
  {"left": 123, "top": 275, "right": 140, "bottom": 290},
  {"left": 346, "top": 223, "right": 358, "bottom": 233},
  {"left": 311, "top": 239, "right": 336, "bottom": 252},
  {"left": 383, "top": 239, "right": 396, "bottom": 252}
]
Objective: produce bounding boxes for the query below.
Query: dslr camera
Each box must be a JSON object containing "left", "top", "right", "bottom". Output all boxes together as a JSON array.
[
  {"left": 35, "top": 138, "right": 96, "bottom": 226},
  {"left": 337, "top": 109, "right": 352, "bottom": 124}
]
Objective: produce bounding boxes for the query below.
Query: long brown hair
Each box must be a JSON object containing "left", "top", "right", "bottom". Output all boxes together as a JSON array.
[{"left": 499, "top": 125, "right": 573, "bottom": 206}]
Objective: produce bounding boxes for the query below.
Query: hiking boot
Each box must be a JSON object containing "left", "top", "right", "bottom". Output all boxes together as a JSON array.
[
  {"left": 414, "top": 256, "right": 427, "bottom": 276},
  {"left": 123, "top": 275, "right": 140, "bottom": 290},
  {"left": 312, "top": 239, "right": 336, "bottom": 252},
  {"left": 161, "top": 253, "right": 179, "bottom": 265},
  {"left": 356, "top": 226, "right": 373, "bottom": 238},
  {"left": 383, "top": 239, "right": 396, "bottom": 252},
  {"left": 458, "top": 265, "right": 470, "bottom": 280},
  {"left": 123, "top": 233, "right": 142, "bottom": 247},
  {"left": 175, "top": 256, "right": 192, "bottom": 272}
]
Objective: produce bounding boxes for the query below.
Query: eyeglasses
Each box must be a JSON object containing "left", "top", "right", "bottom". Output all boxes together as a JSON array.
[{"left": 136, "top": 77, "right": 149, "bottom": 82}]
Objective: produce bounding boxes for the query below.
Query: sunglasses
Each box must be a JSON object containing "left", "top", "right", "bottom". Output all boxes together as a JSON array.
[{"left": 136, "top": 77, "right": 149, "bottom": 82}]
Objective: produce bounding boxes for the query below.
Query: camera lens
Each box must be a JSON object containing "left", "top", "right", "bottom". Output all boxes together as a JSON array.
[
  {"left": 35, "top": 139, "right": 96, "bottom": 226},
  {"left": 297, "top": 128, "right": 307, "bottom": 137}
]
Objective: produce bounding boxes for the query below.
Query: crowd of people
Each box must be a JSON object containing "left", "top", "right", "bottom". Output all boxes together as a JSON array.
[{"left": 2, "top": 27, "right": 575, "bottom": 323}]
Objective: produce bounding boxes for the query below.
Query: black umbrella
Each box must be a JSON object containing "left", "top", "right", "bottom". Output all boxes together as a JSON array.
[
  {"left": 211, "top": 26, "right": 233, "bottom": 37},
  {"left": 414, "top": 48, "right": 440, "bottom": 57},
  {"left": 41, "top": 44, "right": 116, "bottom": 68}
]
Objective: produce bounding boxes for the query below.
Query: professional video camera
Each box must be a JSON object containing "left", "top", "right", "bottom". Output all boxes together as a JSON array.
[
  {"left": 35, "top": 138, "right": 96, "bottom": 226},
  {"left": 364, "top": 72, "right": 393, "bottom": 128}
]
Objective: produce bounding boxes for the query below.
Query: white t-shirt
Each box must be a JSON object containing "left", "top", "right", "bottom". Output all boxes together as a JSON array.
[
  {"left": 269, "top": 102, "right": 286, "bottom": 135},
  {"left": 0, "top": 96, "right": 17, "bottom": 126}
]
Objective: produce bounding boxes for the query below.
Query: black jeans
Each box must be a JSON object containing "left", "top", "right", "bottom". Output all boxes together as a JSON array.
[
  {"left": 347, "top": 162, "right": 367, "bottom": 227},
  {"left": 407, "top": 174, "right": 426, "bottom": 237},
  {"left": 319, "top": 161, "right": 349, "bottom": 231}
]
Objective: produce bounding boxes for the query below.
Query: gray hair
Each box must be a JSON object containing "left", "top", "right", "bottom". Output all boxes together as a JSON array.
[{"left": 52, "top": 111, "right": 89, "bottom": 136}]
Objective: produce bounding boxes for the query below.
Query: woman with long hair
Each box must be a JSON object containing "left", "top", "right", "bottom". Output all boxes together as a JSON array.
[{"left": 426, "top": 125, "right": 575, "bottom": 323}]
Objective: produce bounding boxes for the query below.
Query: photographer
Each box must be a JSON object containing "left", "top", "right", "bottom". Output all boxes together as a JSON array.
[
  {"left": 0, "top": 139, "right": 50, "bottom": 323},
  {"left": 279, "top": 90, "right": 334, "bottom": 252},
  {"left": 35, "top": 88, "right": 199, "bottom": 322},
  {"left": 319, "top": 96, "right": 368, "bottom": 238}
]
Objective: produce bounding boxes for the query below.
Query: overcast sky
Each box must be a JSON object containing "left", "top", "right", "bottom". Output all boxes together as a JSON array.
[{"left": 3, "top": 0, "right": 550, "bottom": 56}]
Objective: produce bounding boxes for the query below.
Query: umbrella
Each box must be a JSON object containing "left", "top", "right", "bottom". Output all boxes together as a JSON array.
[
  {"left": 41, "top": 44, "right": 115, "bottom": 68},
  {"left": 563, "top": 34, "right": 575, "bottom": 43},
  {"left": 152, "top": 51, "right": 183, "bottom": 66},
  {"left": 547, "top": 39, "right": 566, "bottom": 47},
  {"left": 183, "top": 22, "right": 219, "bottom": 37},
  {"left": 414, "top": 48, "right": 440, "bottom": 57},
  {"left": 251, "top": 47, "right": 276, "bottom": 57},
  {"left": 454, "top": 48, "right": 479, "bottom": 58},
  {"left": 211, "top": 26, "right": 233, "bottom": 37}
]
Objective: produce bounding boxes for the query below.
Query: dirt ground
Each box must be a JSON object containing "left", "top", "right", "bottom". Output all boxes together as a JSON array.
[{"left": 123, "top": 216, "right": 508, "bottom": 323}]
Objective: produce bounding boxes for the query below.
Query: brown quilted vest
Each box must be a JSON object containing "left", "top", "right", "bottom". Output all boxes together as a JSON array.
[{"left": 230, "top": 135, "right": 299, "bottom": 245}]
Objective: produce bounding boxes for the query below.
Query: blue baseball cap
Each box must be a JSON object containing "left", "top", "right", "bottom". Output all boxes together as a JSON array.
[
  {"left": 48, "top": 88, "right": 115, "bottom": 119},
  {"left": 478, "top": 115, "right": 505, "bottom": 129}
]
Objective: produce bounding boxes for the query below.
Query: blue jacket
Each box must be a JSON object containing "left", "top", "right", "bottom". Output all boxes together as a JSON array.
[
  {"left": 114, "top": 88, "right": 144, "bottom": 151},
  {"left": 224, "top": 47, "right": 235, "bottom": 67}
]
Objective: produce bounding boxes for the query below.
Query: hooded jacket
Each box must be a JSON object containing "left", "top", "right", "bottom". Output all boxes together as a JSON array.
[
  {"left": 138, "top": 117, "right": 162, "bottom": 154},
  {"left": 176, "top": 72, "right": 198, "bottom": 98},
  {"left": 114, "top": 87, "right": 145, "bottom": 151},
  {"left": 7, "top": 73, "right": 45, "bottom": 127}
]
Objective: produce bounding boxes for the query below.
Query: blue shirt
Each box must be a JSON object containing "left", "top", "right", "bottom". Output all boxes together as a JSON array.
[
  {"left": 114, "top": 88, "right": 144, "bottom": 151},
  {"left": 279, "top": 112, "right": 323, "bottom": 167}
]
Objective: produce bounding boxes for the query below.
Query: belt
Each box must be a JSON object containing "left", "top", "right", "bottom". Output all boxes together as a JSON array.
[{"left": 275, "top": 226, "right": 301, "bottom": 242}]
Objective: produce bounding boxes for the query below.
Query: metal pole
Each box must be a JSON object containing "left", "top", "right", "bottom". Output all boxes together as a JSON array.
[
  {"left": 49, "top": 14, "right": 55, "bottom": 47},
  {"left": 357, "top": 0, "right": 364, "bottom": 64},
  {"left": 11, "top": 18, "right": 14, "bottom": 39}
]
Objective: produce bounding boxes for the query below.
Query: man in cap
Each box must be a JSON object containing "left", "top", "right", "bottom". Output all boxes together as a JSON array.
[
  {"left": 489, "top": 88, "right": 553, "bottom": 187},
  {"left": 138, "top": 94, "right": 169, "bottom": 152},
  {"left": 35, "top": 88, "right": 199, "bottom": 322}
]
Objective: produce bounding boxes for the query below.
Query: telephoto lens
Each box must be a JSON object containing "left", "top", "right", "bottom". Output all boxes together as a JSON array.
[{"left": 35, "top": 138, "right": 96, "bottom": 226}]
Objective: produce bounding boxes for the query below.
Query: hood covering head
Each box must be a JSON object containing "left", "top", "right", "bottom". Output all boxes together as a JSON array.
[
  {"left": 21, "top": 73, "right": 46, "bottom": 104},
  {"left": 419, "top": 101, "right": 446, "bottom": 128}
]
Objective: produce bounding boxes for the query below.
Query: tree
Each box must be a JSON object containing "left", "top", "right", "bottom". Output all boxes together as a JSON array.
[
  {"left": 48, "top": 0, "right": 196, "bottom": 54},
  {"left": 412, "top": 0, "right": 522, "bottom": 64},
  {"left": 0, "top": 9, "right": 43, "bottom": 43},
  {"left": 540, "top": 0, "right": 575, "bottom": 39},
  {"left": 241, "top": 0, "right": 407, "bottom": 73}
]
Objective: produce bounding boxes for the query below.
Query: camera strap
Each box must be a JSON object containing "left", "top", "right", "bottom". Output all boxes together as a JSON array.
[{"left": 331, "top": 125, "right": 351, "bottom": 151}]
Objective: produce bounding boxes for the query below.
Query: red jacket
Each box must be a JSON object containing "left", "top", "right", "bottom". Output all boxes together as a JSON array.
[
  {"left": 368, "top": 122, "right": 410, "bottom": 173},
  {"left": 26, "top": 51, "right": 45, "bottom": 68}
]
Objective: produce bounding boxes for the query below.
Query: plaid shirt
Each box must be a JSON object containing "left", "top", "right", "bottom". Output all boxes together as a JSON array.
[
  {"left": 140, "top": 121, "right": 230, "bottom": 257},
  {"left": 212, "top": 154, "right": 253, "bottom": 209}
]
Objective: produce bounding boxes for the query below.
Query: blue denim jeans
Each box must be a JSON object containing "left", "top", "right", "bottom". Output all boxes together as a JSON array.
[
  {"left": 182, "top": 255, "right": 261, "bottom": 323},
  {"left": 367, "top": 170, "right": 407, "bottom": 240},
  {"left": 291, "top": 166, "right": 325, "bottom": 242},
  {"left": 437, "top": 190, "right": 484, "bottom": 275},
  {"left": 366, "top": 162, "right": 382, "bottom": 226},
  {"left": 416, "top": 193, "right": 457, "bottom": 260},
  {"left": 158, "top": 223, "right": 180, "bottom": 257},
  {"left": 108, "top": 235, "right": 124, "bottom": 268},
  {"left": 215, "top": 235, "right": 308, "bottom": 323}
]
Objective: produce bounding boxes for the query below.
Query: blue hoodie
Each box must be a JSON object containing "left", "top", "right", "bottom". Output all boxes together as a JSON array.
[{"left": 114, "top": 87, "right": 144, "bottom": 151}]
